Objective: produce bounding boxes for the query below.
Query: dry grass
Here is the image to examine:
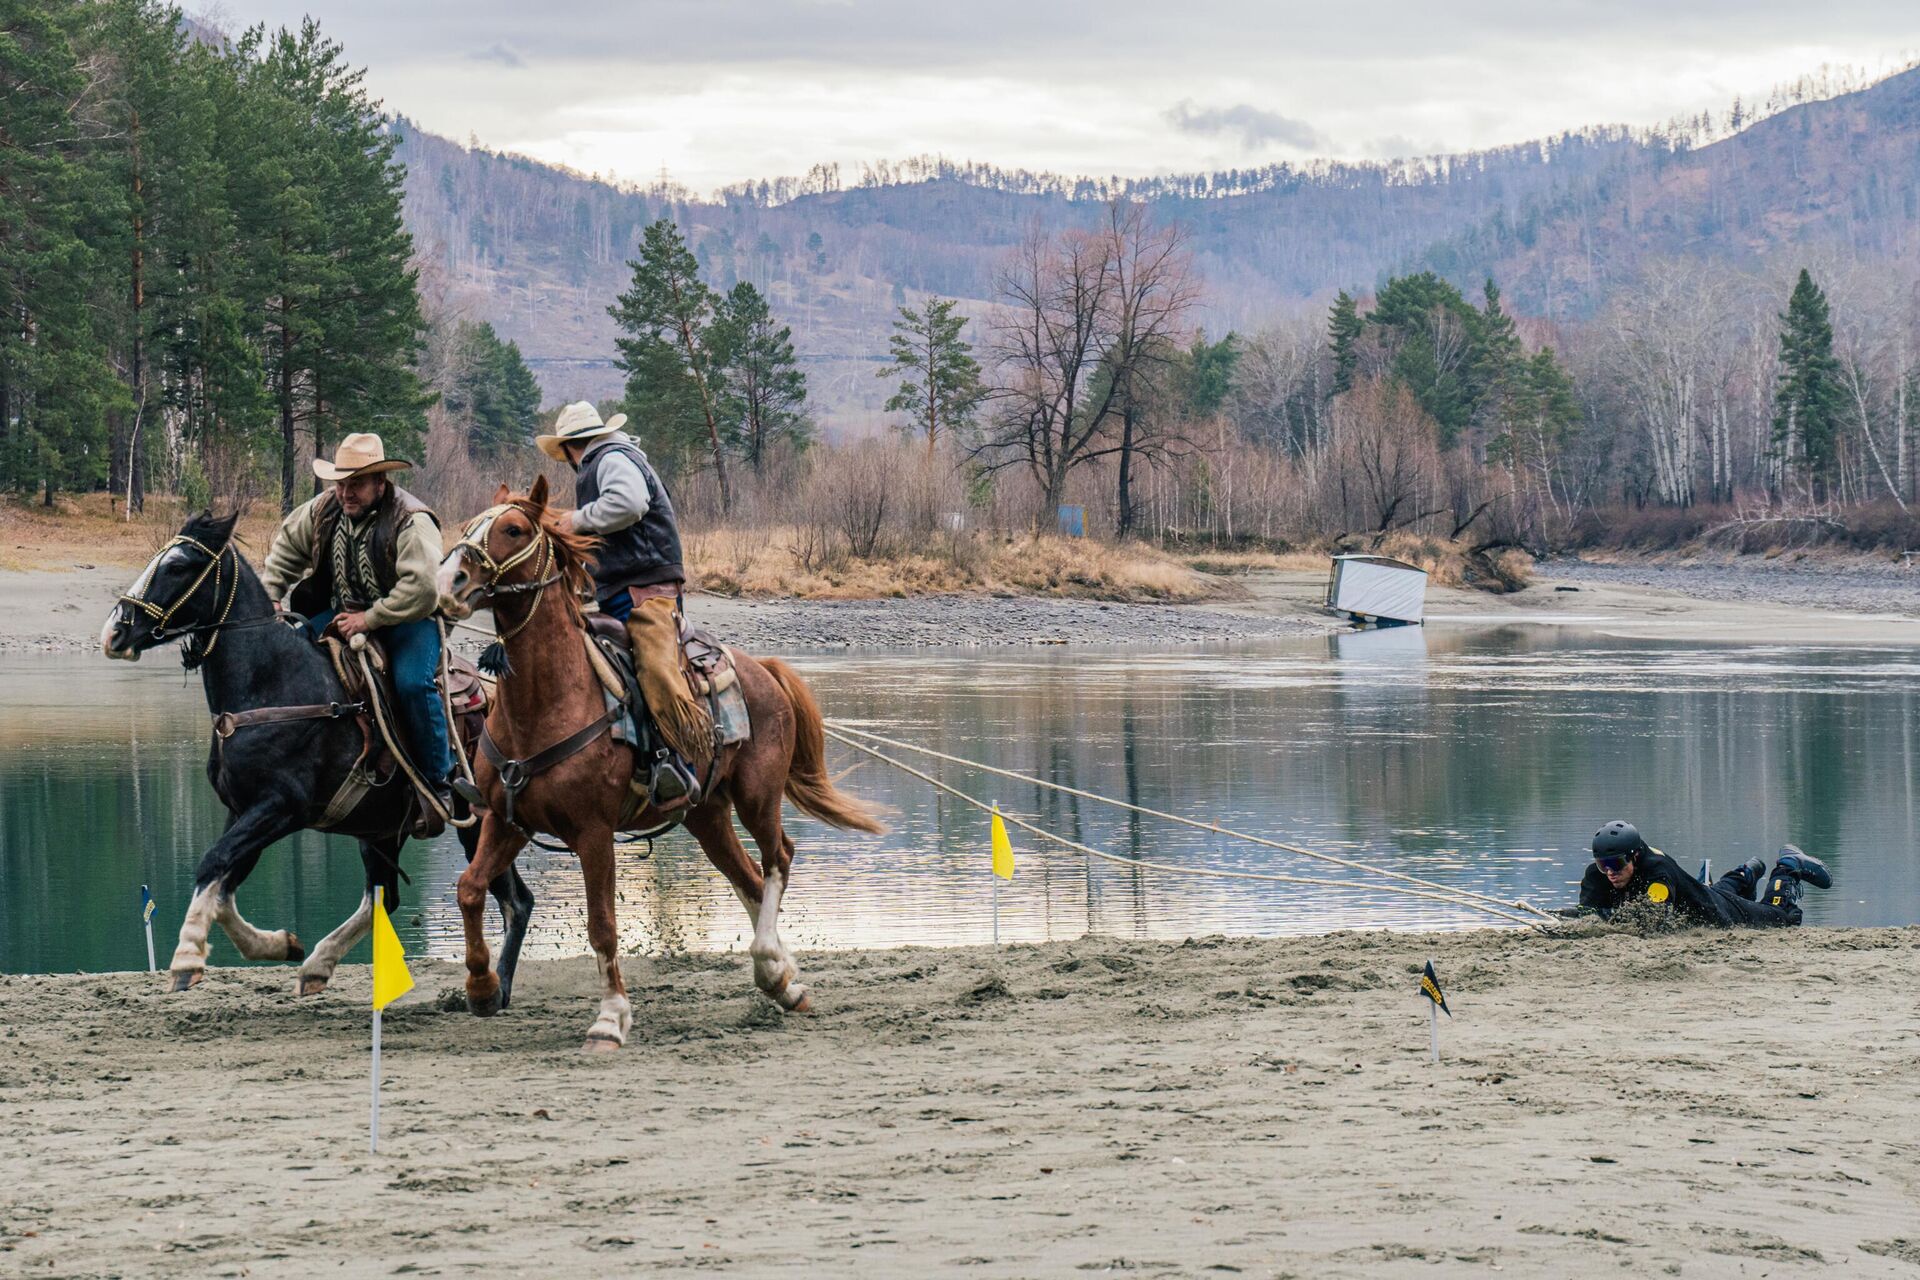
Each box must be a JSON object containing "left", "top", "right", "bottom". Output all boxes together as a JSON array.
[
  {"left": 1174, "top": 547, "right": 1326, "bottom": 575},
  {"left": 687, "top": 527, "right": 1233, "bottom": 602},
  {"left": 1366, "top": 533, "right": 1534, "bottom": 592},
  {"left": 1173, "top": 536, "right": 1534, "bottom": 594},
  {"left": 0, "top": 493, "right": 282, "bottom": 573}
]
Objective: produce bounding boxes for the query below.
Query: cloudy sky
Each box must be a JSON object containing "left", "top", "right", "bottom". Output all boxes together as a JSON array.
[{"left": 208, "top": 1, "right": 1916, "bottom": 192}]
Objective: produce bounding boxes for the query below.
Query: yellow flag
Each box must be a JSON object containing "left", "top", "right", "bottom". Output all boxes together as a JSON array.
[
  {"left": 371, "top": 889, "right": 414, "bottom": 1012},
  {"left": 991, "top": 806, "right": 1015, "bottom": 880}
]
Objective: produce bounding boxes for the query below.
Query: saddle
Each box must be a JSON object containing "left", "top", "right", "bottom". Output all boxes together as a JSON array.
[
  {"left": 583, "top": 612, "right": 751, "bottom": 822},
  {"left": 319, "top": 630, "right": 490, "bottom": 836}
]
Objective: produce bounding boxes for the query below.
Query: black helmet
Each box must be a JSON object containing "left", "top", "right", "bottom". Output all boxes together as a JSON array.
[{"left": 1592, "top": 820, "right": 1649, "bottom": 858}]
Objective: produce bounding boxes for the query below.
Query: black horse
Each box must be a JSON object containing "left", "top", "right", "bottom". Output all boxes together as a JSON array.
[{"left": 101, "top": 510, "right": 535, "bottom": 1000}]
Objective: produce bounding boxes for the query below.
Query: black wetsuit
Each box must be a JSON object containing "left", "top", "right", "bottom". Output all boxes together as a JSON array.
[{"left": 1578, "top": 850, "right": 1800, "bottom": 928}]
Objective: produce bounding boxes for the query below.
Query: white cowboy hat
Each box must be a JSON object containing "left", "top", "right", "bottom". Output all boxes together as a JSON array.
[
  {"left": 311, "top": 432, "right": 412, "bottom": 482},
  {"left": 536, "top": 401, "right": 629, "bottom": 462}
]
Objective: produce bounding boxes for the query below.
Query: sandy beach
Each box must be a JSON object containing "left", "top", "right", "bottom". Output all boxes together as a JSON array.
[{"left": 2, "top": 927, "right": 1916, "bottom": 1277}]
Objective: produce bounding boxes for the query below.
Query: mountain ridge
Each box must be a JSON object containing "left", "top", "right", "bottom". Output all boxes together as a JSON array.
[{"left": 393, "top": 63, "right": 1920, "bottom": 425}]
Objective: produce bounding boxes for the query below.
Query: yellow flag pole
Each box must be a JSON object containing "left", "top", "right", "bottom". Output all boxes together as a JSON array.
[
  {"left": 991, "top": 803, "right": 1000, "bottom": 945},
  {"left": 371, "top": 886, "right": 383, "bottom": 1155}
]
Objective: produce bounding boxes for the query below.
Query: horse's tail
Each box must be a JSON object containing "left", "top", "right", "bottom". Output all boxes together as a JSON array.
[{"left": 762, "top": 657, "right": 887, "bottom": 834}]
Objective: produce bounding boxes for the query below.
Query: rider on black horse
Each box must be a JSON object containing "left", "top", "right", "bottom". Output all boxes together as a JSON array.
[
  {"left": 260, "top": 433, "right": 458, "bottom": 811},
  {"left": 536, "top": 402, "right": 713, "bottom": 772}
]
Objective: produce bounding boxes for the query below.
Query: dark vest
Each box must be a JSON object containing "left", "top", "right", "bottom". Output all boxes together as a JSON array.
[
  {"left": 288, "top": 484, "right": 439, "bottom": 617},
  {"left": 576, "top": 436, "right": 684, "bottom": 597}
]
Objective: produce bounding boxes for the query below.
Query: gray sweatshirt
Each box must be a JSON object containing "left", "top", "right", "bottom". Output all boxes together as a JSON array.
[{"left": 568, "top": 448, "right": 650, "bottom": 534}]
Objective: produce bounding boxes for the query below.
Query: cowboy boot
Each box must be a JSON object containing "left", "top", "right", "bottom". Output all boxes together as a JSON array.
[{"left": 625, "top": 596, "right": 714, "bottom": 766}]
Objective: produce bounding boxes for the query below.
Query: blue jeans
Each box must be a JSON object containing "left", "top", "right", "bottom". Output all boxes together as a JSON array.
[
  {"left": 597, "top": 589, "right": 632, "bottom": 621},
  {"left": 308, "top": 609, "right": 454, "bottom": 778}
]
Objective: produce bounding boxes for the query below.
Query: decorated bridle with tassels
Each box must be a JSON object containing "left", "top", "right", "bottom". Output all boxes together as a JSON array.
[
  {"left": 118, "top": 535, "right": 267, "bottom": 666},
  {"left": 452, "top": 503, "right": 564, "bottom": 675}
]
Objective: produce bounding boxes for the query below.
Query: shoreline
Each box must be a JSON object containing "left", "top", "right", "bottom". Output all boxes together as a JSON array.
[
  {"left": 5, "top": 551, "right": 1917, "bottom": 654},
  {"left": 4, "top": 927, "right": 1916, "bottom": 1276}
]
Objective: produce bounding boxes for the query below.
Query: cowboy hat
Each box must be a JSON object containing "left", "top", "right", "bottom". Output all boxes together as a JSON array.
[
  {"left": 536, "top": 401, "right": 629, "bottom": 462},
  {"left": 311, "top": 432, "right": 412, "bottom": 482}
]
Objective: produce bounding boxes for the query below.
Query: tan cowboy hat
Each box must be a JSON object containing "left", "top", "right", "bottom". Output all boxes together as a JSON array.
[
  {"left": 535, "top": 401, "right": 629, "bottom": 462},
  {"left": 311, "top": 432, "right": 412, "bottom": 482}
]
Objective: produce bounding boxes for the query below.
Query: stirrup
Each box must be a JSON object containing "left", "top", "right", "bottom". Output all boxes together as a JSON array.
[{"left": 646, "top": 750, "right": 701, "bottom": 810}]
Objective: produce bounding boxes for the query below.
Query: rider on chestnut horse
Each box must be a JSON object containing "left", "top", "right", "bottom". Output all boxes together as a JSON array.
[{"left": 536, "top": 402, "right": 713, "bottom": 777}]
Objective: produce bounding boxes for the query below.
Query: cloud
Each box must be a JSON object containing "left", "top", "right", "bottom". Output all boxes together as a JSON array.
[
  {"left": 467, "top": 42, "right": 525, "bottom": 69},
  {"left": 1365, "top": 134, "right": 1443, "bottom": 161},
  {"left": 1164, "top": 100, "right": 1325, "bottom": 151}
]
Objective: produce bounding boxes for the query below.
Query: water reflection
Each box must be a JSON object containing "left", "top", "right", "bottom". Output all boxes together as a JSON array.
[{"left": 2, "top": 630, "right": 1916, "bottom": 975}]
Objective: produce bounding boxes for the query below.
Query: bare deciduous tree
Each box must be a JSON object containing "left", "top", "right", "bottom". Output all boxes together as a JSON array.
[{"left": 978, "top": 203, "right": 1198, "bottom": 531}]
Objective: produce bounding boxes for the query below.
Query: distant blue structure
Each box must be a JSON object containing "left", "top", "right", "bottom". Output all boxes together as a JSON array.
[{"left": 1057, "top": 504, "right": 1085, "bottom": 537}]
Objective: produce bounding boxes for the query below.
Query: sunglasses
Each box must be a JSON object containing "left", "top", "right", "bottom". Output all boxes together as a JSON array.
[{"left": 1593, "top": 853, "right": 1633, "bottom": 874}]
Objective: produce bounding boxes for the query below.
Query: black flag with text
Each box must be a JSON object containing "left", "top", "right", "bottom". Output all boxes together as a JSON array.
[{"left": 1419, "top": 960, "right": 1451, "bottom": 1017}]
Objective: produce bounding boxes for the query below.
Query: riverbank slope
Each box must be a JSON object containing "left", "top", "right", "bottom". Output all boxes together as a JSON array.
[
  {"left": 8, "top": 551, "right": 1918, "bottom": 653},
  {"left": 2, "top": 928, "right": 1914, "bottom": 1277}
]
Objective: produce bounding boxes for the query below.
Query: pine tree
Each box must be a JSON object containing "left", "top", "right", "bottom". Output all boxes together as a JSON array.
[
  {"left": 1469, "top": 279, "right": 1524, "bottom": 457},
  {"left": 152, "top": 40, "right": 275, "bottom": 500},
  {"left": 712, "top": 283, "right": 811, "bottom": 473},
  {"left": 1772, "top": 268, "right": 1845, "bottom": 496},
  {"left": 92, "top": 0, "right": 191, "bottom": 513},
  {"left": 880, "top": 297, "right": 982, "bottom": 456},
  {"left": 1328, "top": 290, "right": 1363, "bottom": 396},
  {"left": 1365, "top": 272, "right": 1491, "bottom": 447},
  {"left": 444, "top": 321, "right": 541, "bottom": 457},
  {"left": 610, "top": 219, "right": 731, "bottom": 509},
  {"left": 245, "top": 21, "right": 429, "bottom": 509},
  {"left": 1182, "top": 332, "right": 1241, "bottom": 419},
  {"left": 0, "top": 0, "right": 127, "bottom": 503}
]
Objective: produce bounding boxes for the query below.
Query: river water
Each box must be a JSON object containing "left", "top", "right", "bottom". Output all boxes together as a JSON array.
[{"left": 2, "top": 627, "right": 1915, "bottom": 974}]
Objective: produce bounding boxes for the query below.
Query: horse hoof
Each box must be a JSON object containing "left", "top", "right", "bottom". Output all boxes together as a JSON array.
[
  {"left": 169, "top": 970, "right": 203, "bottom": 993},
  {"left": 469, "top": 990, "right": 503, "bottom": 1018},
  {"left": 581, "top": 1034, "right": 622, "bottom": 1054},
  {"left": 777, "top": 983, "right": 812, "bottom": 1014},
  {"left": 296, "top": 974, "right": 329, "bottom": 998},
  {"left": 283, "top": 933, "right": 305, "bottom": 963}
]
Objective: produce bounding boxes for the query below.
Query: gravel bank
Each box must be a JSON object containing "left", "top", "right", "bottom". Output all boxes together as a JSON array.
[
  {"left": 1547, "top": 556, "right": 1919, "bottom": 616},
  {"left": 688, "top": 591, "right": 1325, "bottom": 649}
]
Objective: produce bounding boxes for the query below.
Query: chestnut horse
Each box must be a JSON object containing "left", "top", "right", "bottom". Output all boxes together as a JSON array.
[{"left": 436, "top": 478, "right": 883, "bottom": 1050}]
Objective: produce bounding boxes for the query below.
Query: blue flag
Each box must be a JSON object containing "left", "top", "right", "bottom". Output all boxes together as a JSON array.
[{"left": 140, "top": 884, "right": 155, "bottom": 925}]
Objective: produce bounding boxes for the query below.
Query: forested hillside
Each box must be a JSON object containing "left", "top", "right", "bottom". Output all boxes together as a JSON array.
[
  {"left": 7, "top": 5, "right": 1914, "bottom": 560},
  {"left": 395, "top": 64, "right": 1920, "bottom": 424}
]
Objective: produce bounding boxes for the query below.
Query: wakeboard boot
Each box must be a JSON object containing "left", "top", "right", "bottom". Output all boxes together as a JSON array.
[
  {"left": 1773, "top": 845, "right": 1832, "bottom": 890},
  {"left": 1730, "top": 855, "right": 1768, "bottom": 900},
  {"left": 624, "top": 597, "right": 714, "bottom": 769}
]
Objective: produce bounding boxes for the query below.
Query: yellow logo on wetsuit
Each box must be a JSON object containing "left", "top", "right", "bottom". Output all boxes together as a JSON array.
[{"left": 1647, "top": 882, "right": 1670, "bottom": 904}]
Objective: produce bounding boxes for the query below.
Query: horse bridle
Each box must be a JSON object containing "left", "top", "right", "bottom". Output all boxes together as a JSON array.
[
  {"left": 452, "top": 504, "right": 566, "bottom": 643},
  {"left": 118, "top": 535, "right": 276, "bottom": 661},
  {"left": 456, "top": 503, "right": 621, "bottom": 832}
]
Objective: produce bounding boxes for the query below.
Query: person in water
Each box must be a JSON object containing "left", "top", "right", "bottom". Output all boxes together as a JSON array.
[{"left": 1578, "top": 820, "right": 1831, "bottom": 928}]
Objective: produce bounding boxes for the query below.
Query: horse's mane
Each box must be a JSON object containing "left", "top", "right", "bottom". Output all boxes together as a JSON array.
[{"left": 504, "top": 495, "right": 599, "bottom": 622}]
